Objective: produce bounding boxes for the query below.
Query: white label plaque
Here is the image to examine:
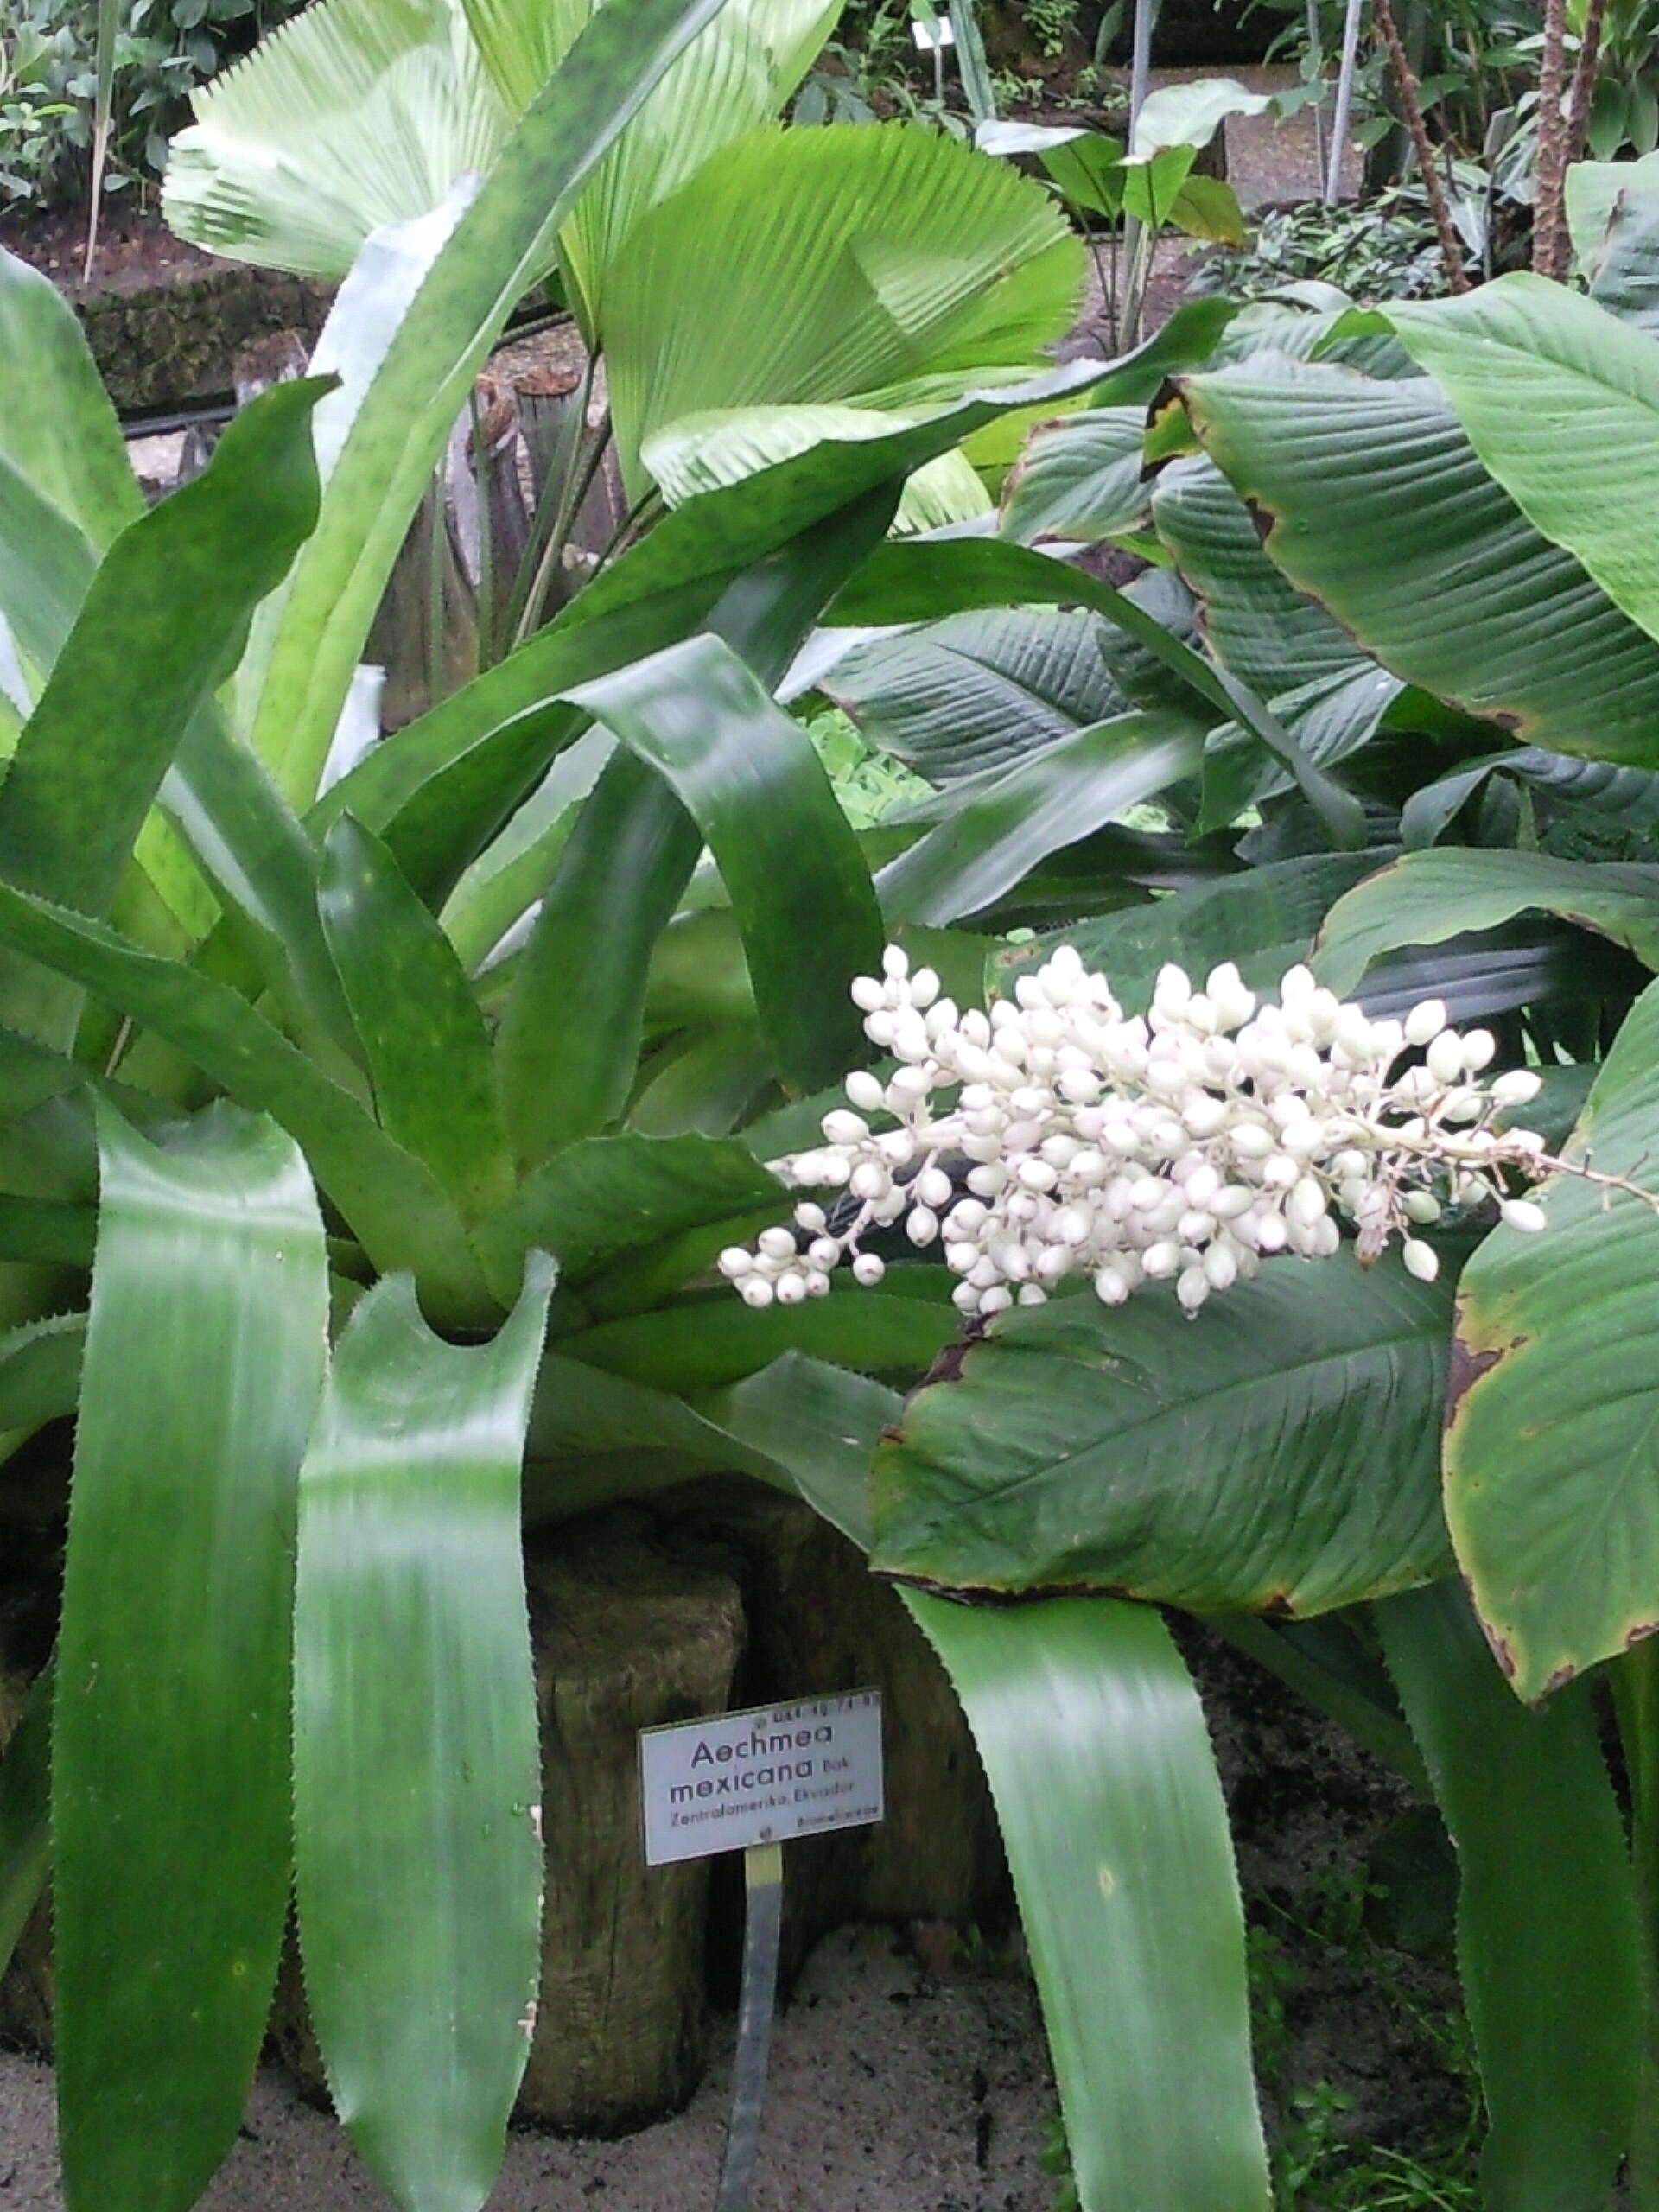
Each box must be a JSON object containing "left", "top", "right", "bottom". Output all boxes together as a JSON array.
[{"left": 639, "top": 1691, "right": 883, "bottom": 1866}]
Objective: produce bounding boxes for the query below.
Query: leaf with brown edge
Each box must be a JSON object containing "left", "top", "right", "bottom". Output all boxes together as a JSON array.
[
  {"left": 1177, "top": 353, "right": 1659, "bottom": 766},
  {"left": 1445, "top": 976, "right": 1659, "bottom": 1700}
]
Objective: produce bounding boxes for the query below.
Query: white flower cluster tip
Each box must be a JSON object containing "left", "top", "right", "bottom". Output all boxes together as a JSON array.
[{"left": 720, "top": 945, "right": 1551, "bottom": 1320}]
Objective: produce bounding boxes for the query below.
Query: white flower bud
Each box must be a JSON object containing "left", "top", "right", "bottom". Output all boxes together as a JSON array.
[
  {"left": 1404, "top": 1000, "right": 1447, "bottom": 1047},
  {"left": 1402, "top": 1238, "right": 1440, "bottom": 1282},
  {"left": 775, "top": 1271, "right": 808, "bottom": 1306},
  {"left": 793, "top": 1203, "right": 828, "bottom": 1234},
  {"left": 718, "top": 1248, "right": 754, "bottom": 1280},
  {"left": 845, "top": 1070, "right": 886, "bottom": 1113},
  {"left": 1426, "top": 1032, "right": 1465, "bottom": 1086},
  {"left": 851, "top": 1252, "right": 886, "bottom": 1287},
  {"left": 1404, "top": 1191, "right": 1441, "bottom": 1224},
  {"left": 758, "top": 1226, "right": 797, "bottom": 1261},
  {"left": 850, "top": 976, "right": 885, "bottom": 1012},
  {"left": 808, "top": 1237, "right": 841, "bottom": 1269},
  {"left": 906, "top": 1206, "right": 939, "bottom": 1249},
  {"left": 741, "top": 1276, "right": 775, "bottom": 1308},
  {"left": 822, "top": 1109, "right": 868, "bottom": 1146},
  {"left": 1491, "top": 1069, "right": 1543, "bottom": 1109},
  {"left": 1501, "top": 1198, "right": 1548, "bottom": 1234},
  {"left": 1287, "top": 1176, "right": 1328, "bottom": 1230}
]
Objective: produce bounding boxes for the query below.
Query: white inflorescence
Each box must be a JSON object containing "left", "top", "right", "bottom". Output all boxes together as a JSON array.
[{"left": 718, "top": 944, "right": 1554, "bottom": 1321}]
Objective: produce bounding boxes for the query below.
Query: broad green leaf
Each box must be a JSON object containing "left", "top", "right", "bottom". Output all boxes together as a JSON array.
[
  {"left": 56, "top": 1105, "right": 327, "bottom": 2212},
  {"left": 318, "top": 816, "right": 513, "bottom": 1221},
  {"left": 641, "top": 404, "right": 993, "bottom": 531},
  {"left": 1166, "top": 174, "right": 1247, "bottom": 245},
  {"left": 439, "top": 728, "right": 610, "bottom": 970},
  {"left": 1129, "top": 73, "right": 1274, "bottom": 153},
  {"left": 0, "top": 1658, "right": 51, "bottom": 1984},
  {"left": 1377, "top": 1580, "right": 1641, "bottom": 2202},
  {"left": 876, "top": 710, "right": 1206, "bottom": 926},
  {"left": 905, "top": 1592, "right": 1269, "bottom": 2212},
  {"left": 830, "top": 534, "right": 1369, "bottom": 847},
  {"left": 566, "top": 635, "right": 885, "bottom": 1087},
  {"left": 628, "top": 1020, "right": 772, "bottom": 1136},
  {"left": 1312, "top": 848, "right": 1659, "bottom": 998},
  {"left": 0, "top": 383, "right": 326, "bottom": 1049},
  {"left": 557, "top": 1279, "right": 958, "bottom": 1389},
  {"left": 0, "top": 1196, "right": 95, "bottom": 1267},
  {"left": 1120, "top": 143, "right": 1198, "bottom": 231},
  {"left": 823, "top": 608, "right": 1133, "bottom": 782},
  {"left": 600, "top": 121, "right": 1083, "bottom": 493},
  {"left": 976, "top": 118, "right": 1127, "bottom": 221},
  {"left": 873, "top": 1247, "right": 1455, "bottom": 1611},
  {"left": 242, "top": 0, "right": 743, "bottom": 807},
  {"left": 1000, "top": 408, "right": 1154, "bottom": 545},
  {"left": 479, "top": 1129, "right": 780, "bottom": 1301},
  {"left": 1386, "top": 278, "right": 1659, "bottom": 648},
  {"left": 295, "top": 1258, "right": 553, "bottom": 2212},
  {"left": 1446, "top": 979, "right": 1659, "bottom": 1697},
  {"left": 1402, "top": 747, "right": 1659, "bottom": 849},
  {"left": 0, "top": 880, "right": 493, "bottom": 1322},
  {"left": 1178, "top": 355, "right": 1659, "bottom": 767},
  {"left": 995, "top": 849, "right": 1383, "bottom": 1012}
]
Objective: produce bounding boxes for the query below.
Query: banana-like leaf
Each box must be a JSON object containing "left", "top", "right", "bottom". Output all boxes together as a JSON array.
[
  {"left": 318, "top": 815, "right": 514, "bottom": 1221},
  {"left": 164, "top": 0, "right": 510, "bottom": 277},
  {"left": 240, "top": 0, "right": 740, "bottom": 807},
  {"left": 0, "top": 1657, "right": 52, "bottom": 1983},
  {"left": 55, "top": 1104, "right": 327, "bottom": 2212},
  {"left": 0, "top": 383, "right": 326, "bottom": 1050},
  {"left": 294, "top": 1258, "right": 553, "bottom": 2212},
  {"left": 1312, "top": 848, "right": 1659, "bottom": 997},
  {"left": 0, "top": 880, "right": 493, "bottom": 1322},
  {"left": 999, "top": 406, "right": 1153, "bottom": 545},
  {"left": 1446, "top": 978, "right": 1659, "bottom": 1698},
  {"left": 1385, "top": 278, "right": 1659, "bottom": 650},
  {"left": 873, "top": 1247, "right": 1456, "bottom": 1611},
  {"left": 1565, "top": 150, "right": 1659, "bottom": 270},
  {"left": 995, "top": 849, "right": 1383, "bottom": 1013},
  {"left": 1587, "top": 188, "right": 1659, "bottom": 333},
  {"left": 876, "top": 710, "right": 1207, "bottom": 927},
  {"left": 1177, "top": 354, "right": 1659, "bottom": 766},
  {"left": 905, "top": 1592, "right": 1270, "bottom": 2212},
  {"left": 564, "top": 634, "right": 886, "bottom": 1085},
  {"left": 1130, "top": 73, "right": 1274, "bottom": 152},
  {"left": 599, "top": 121, "right": 1084, "bottom": 493},
  {"left": 478, "top": 1128, "right": 780, "bottom": 1303},
  {"left": 1376, "top": 1580, "right": 1641, "bottom": 2203},
  {"left": 1402, "top": 747, "right": 1659, "bottom": 849},
  {"left": 822, "top": 608, "right": 1134, "bottom": 784},
  {"left": 830, "top": 535, "right": 1369, "bottom": 848},
  {"left": 556, "top": 1278, "right": 958, "bottom": 1389}
]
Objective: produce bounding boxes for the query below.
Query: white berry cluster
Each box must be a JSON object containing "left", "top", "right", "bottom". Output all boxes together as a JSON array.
[{"left": 718, "top": 944, "right": 1554, "bottom": 1321}]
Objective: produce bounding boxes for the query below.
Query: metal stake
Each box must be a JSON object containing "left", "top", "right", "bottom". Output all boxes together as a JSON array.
[{"left": 714, "top": 1842, "right": 785, "bottom": 2212}]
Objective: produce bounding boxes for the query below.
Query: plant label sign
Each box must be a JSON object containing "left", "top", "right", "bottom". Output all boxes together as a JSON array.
[{"left": 639, "top": 1690, "right": 883, "bottom": 1866}]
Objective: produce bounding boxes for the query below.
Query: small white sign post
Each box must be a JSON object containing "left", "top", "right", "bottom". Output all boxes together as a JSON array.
[{"left": 639, "top": 1692, "right": 885, "bottom": 2210}]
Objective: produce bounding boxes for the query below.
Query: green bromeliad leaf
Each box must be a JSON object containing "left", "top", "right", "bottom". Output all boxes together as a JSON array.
[
  {"left": 1377, "top": 1580, "right": 1641, "bottom": 2206},
  {"left": 906, "top": 1592, "right": 1270, "bottom": 2212},
  {"left": 871, "top": 1247, "right": 1456, "bottom": 1611},
  {"left": 1446, "top": 978, "right": 1659, "bottom": 1699},
  {"left": 55, "top": 1105, "right": 328, "bottom": 2212},
  {"left": 295, "top": 1258, "right": 554, "bottom": 2212}
]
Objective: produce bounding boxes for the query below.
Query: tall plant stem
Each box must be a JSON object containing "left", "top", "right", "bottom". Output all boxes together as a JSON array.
[
  {"left": 1120, "top": 0, "right": 1154, "bottom": 346},
  {"left": 1325, "top": 0, "right": 1366, "bottom": 202},
  {"left": 1533, "top": 0, "right": 1572, "bottom": 277},
  {"left": 1614, "top": 1638, "right": 1659, "bottom": 2207},
  {"left": 1372, "top": 0, "right": 1470, "bottom": 290},
  {"left": 1566, "top": 0, "right": 1610, "bottom": 175}
]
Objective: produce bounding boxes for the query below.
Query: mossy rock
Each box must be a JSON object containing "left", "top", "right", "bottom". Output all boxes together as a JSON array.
[{"left": 73, "top": 263, "right": 331, "bottom": 416}]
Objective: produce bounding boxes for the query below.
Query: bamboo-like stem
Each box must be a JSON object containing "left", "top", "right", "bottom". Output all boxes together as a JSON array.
[
  {"left": 1325, "top": 0, "right": 1366, "bottom": 202},
  {"left": 1372, "top": 0, "right": 1470, "bottom": 290},
  {"left": 1533, "top": 0, "right": 1572, "bottom": 277}
]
